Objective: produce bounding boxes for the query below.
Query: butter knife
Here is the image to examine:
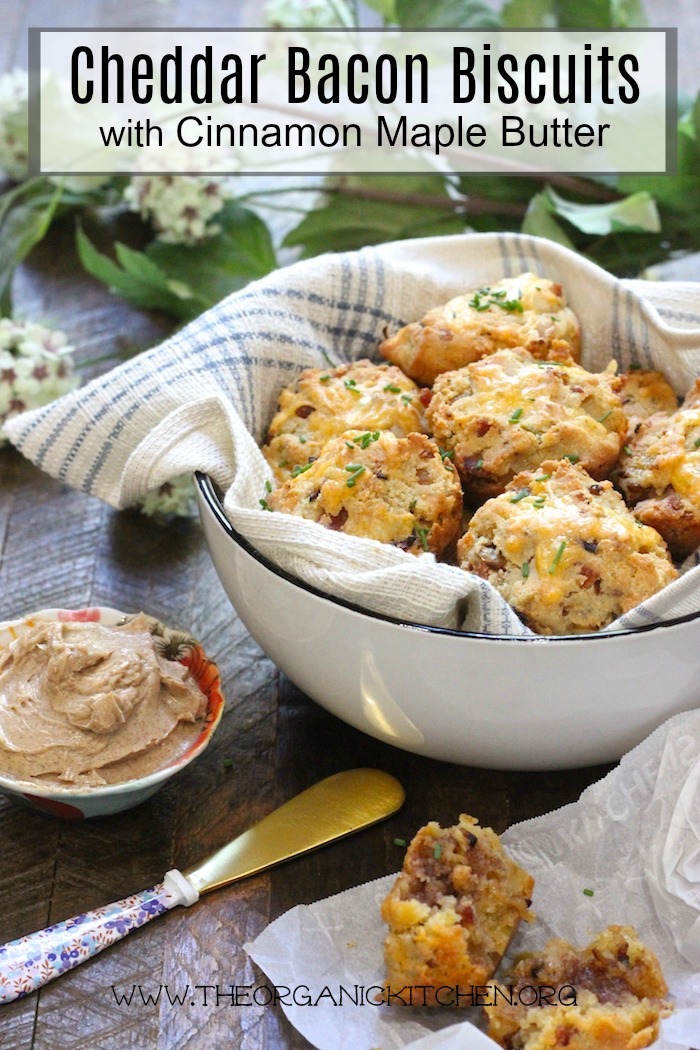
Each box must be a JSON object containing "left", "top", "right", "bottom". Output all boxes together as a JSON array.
[{"left": 0, "top": 768, "right": 404, "bottom": 1004}]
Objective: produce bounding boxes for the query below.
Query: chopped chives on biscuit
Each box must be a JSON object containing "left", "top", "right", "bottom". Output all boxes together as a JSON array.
[
  {"left": 261, "top": 359, "right": 427, "bottom": 484},
  {"left": 380, "top": 273, "right": 580, "bottom": 387},
  {"left": 427, "top": 347, "right": 626, "bottom": 504},
  {"left": 266, "top": 430, "right": 463, "bottom": 557},
  {"left": 457, "top": 459, "right": 678, "bottom": 635}
]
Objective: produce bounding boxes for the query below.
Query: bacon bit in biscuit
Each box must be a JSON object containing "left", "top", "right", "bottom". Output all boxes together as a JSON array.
[
  {"left": 579, "top": 565, "right": 600, "bottom": 590},
  {"left": 328, "top": 508, "right": 349, "bottom": 530}
]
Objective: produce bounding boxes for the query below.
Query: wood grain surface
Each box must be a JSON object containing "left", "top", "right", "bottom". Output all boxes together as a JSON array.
[{"left": 0, "top": 3, "right": 695, "bottom": 1048}]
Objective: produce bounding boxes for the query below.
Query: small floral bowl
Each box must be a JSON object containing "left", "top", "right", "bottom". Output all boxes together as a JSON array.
[{"left": 0, "top": 607, "right": 225, "bottom": 819}]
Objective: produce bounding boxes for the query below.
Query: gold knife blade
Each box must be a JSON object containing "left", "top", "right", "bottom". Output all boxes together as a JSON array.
[{"left": 182, "top": 768, "right": 405, "bottom": 895}]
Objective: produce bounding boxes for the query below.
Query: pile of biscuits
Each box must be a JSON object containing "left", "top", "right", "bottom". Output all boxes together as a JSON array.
[
  {"left": 381, "top": 815, "right": 672, "bottom": 1048},
  {"left": 260, "top": 272, "right": 697, "bottom": 635}
]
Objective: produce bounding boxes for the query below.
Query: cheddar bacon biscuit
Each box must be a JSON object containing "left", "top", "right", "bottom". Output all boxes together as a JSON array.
[
  {"left": 457, "top": 459, "right": 677, "bottom": 635},
  {"left": 381, "top": 814, "right": 534, "bottom": 1007},
  {"left": 488, "top": 925, "right": 672, "bottom": 1050},
  {"left": 617, "top": 368, "right": 678, "bottom": 436},
  {"left": 426, "top": 347, "right": 626, "bottom": 504},
  {"left": 380, "top": 273, "right": 580, "bottom": 387},
  {"left": 617, "top": 379, "right": 700, "bottom": 558},
  {"left": 265, "top": 429, "right": 462, "bottom": 557},
  {"left": 261, "top": 359, "right": 427, "bottom": 483}
]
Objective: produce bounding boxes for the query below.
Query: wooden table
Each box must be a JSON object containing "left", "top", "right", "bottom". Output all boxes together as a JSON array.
[
  {"left": 0, "top": 208, "right": 613, "bottom": 1050},
  {"left": 1, "top": 2, "right": 694, "bottom": 1047}
]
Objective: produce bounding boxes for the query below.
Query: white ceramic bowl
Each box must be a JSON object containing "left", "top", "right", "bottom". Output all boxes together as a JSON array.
[
  {"left": 196, "top": 474, "right": 700, "bottom": 771},
  {"left": 0, "top": 607, "right": 225, "bottom": 819}
]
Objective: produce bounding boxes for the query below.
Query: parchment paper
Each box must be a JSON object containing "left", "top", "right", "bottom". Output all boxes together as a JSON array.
[{"left": 246, "top": 710, "right": 700, "bottom": 1049}]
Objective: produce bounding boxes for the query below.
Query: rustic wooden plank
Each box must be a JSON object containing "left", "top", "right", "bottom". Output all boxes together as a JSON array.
[
  {"left": 2, "top": 4, "right": 684, "bottom": 1048},
  {"left": 0, "top": 800, "right": 60, "bottom": 1050},
  {"left": 100, "top": 0, "right": 263, "bottom": 28},
  {"left": 155, "top": 578, "right": 282, "bottom": 1049},
  {"left": 13, "top": 212, "right": 174, "bottom": 379},
  {"left": 3, "top": 0, "right": 109, "bottom": 70},
  {"left": 0, "top": 1002, "right": 44, "bottom": 1050},
  {"left": 157, "top": 878, "right": 273, "bottom": 1050},
  {"left": 0, "top": 464, "right": 108, "bottom": 613},
  {"left": 32, "top": 926, "right": 166, "bottom": 1050},
  {"left": 505, "top": 763, "right": 615, "bottom": 827},
  {"left": 0, "top": 452, "right": 58, "bottom": 1048},
  {"left": 272, "top": 672, "right": 511, "bottom": 908},
  {"left": 0, "top": 175, "right": 612, "bottom": 1050},
  {"left": 0, "top": 4, "right": 25, "bottom": 74}
]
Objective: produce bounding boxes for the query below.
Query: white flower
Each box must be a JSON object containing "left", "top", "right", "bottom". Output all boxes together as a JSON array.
[
  {"left": 123, "top": 173, "right": 229, "bottom": 245},
  {"left": 0, "top": 318, "right": 78, "bottom": 445},
  {"left": 48, "top": 174, "right": 113, "bottom": 193},
  {"left": 264, "top": 0, "right": 355, "bottom": 28},
  {"left": 135, "top": 475, "right": 196, "bottom": 520},
  {"left": 0, "top": 69, "right": 29, "bottom": 181}
]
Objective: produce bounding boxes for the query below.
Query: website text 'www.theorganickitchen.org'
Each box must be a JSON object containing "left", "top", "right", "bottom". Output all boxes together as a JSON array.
[{"left": 110, "top": 982, "right": 578, "bottom": 1009}]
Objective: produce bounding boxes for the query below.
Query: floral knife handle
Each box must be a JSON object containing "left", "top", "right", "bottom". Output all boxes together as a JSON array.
[{"left": 0, "top": 870, "right": 198, "bottom": 1004}]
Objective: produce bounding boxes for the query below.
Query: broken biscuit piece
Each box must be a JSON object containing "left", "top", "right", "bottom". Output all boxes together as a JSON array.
[
  {"left": 381, "top": 814, "right": 534, "bottom": 1006},
  {"left": 488, "top": 924, "right": 672, "bottom": 1049}
]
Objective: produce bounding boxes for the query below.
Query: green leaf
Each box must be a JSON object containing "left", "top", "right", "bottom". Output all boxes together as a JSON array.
[
  {"left": 553, "top": 0, "right": 645, "bottom": 28},
  {"left": 691, "top": 91, "right": 700, "bottom": 148},
  {"left": 77, "top": 202, "right": 277, "bottom": 321},
  {"left": 394, "top": 0, "right": 500, "bottom": 28},
  {"left": 453, "top": 174, "right": 530, "bottom": 234},
  {"left": 283, "top": 174, "right": 465, "bottom": 256},
  {"left": 678, "top": 127, "right": 700, "bottom": 180},
  {"left": 521, "top": 193, "right": 576, "bottom": 249},
  {"left": 675, "top": 109, "right": 700, "bottom": 178},
  {"left": 542, "top": 186, "right": 660, "bottom": 235},
  {"left": 114, "top": 241, "right": 188, "bottom": 290},
  {"left": 76, "top": 225, "right": 207, "bottom": 319},
  {"left": 457, "top": 173, "right": 536, "bottom": 204},
  {"left": 610, "top": 0, "right": 647, "bottom": 27},
  {"left": 362, "top": 0, "right": 396, "bottom": 18},
  {"left": 0, "top": 177, "right": 64, "bottom": 314},
  {"left": 146, "top": 202, "right": 277, "bottom": 307},
  {"left": 616, "top": 173, "right": 700, "bottom": 213},
  {"left": 503, "top": 0, "right": 644, "bottom": 27},
  {"left": 616, "top": 105, "right": 700, "bottom": 209},
  {"left": 500, "top": 0, "right": 557, "bottom": 28},
  {"left": 553, "top": 0, "right": 612, "bottom": 28},
  {"left": 678, "top": 91, "right": 696, "bottom": 122}
]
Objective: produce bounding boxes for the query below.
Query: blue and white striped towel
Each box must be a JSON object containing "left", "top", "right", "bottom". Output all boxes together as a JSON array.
[{"left": 6, "top": 231, "right": 700, "bottom": 634}]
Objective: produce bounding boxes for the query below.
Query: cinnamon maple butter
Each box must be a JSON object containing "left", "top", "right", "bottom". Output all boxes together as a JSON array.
[{"left": 0, "top": 614, "right": 207, "bottom": 787}]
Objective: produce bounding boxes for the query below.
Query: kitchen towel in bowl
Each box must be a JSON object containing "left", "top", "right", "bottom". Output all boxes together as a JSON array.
[{"left": 6, "top": 231, "right": 700, "bottom": 634}]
